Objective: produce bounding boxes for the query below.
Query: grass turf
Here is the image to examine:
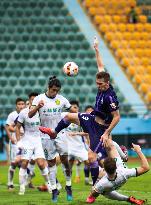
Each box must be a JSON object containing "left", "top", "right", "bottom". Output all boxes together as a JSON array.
[{"left": 0, "top": 162, "right": 151, "bottom": 205}]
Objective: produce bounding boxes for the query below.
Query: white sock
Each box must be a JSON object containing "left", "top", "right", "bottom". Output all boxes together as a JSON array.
[
  {"left": 41, "top": 167, "right": 49, "bottom": 182},
  {"left": 8, "top": 165, "right": 15, "bottom": 186},
  {"left": 28, "top": 163, "right": 35, "bottom": 175},
  {"left": 62, "top": 164, "right": 71, "bottom": 186},
  {"left": 19, "top": 168, "right": 27, "bottom": 186},
  {"left": 48, "top": 165, "right": 57, "bottom": 190},
  {"left": 105, "top": 191, "right": 129, "bottom": 201}
]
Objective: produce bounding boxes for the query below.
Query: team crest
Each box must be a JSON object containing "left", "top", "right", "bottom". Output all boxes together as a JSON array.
[
  {"left": 110, "top": 103, "right": 116, "bottom": 109},
  {"left": 55, "top": 99, "right": 60, "bottom": 105}
]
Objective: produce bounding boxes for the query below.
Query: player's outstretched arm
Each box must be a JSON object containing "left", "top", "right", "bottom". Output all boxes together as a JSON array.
[
  {"left": 94, "top": 37, "right": 105, "bottom": 72},
  {"left": 132, "top": 143, "right": 150, "bottom": 176}
]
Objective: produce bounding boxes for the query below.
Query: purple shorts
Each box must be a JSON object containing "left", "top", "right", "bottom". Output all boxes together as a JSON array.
[{"left": 78, "top": 113, "right": 108, "bottom": 160}]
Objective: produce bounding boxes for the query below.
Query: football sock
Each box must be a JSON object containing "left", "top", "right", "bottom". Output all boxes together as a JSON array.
[
  {"left": 55, "top": 118, "right": 70, "bottom": 133},
  {"left": 48, "top": 165, "right": 57, "bottom": 190},
  {"left": 90, "top": 161, "right": 99, "bottom": 185},
  {"left": 8, "top": 165, "right": 15, "bottom": 185},
  {"left": 84, "top": 165, "right": 90, "bottom": 178},
  {"left": 41, "top": 167, "right": 49, "bottom": 182},
  {"left": 19, "top": 168, "right": 27, "bottom": 185}
]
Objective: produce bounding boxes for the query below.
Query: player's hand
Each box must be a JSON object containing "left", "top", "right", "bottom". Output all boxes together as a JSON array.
[
  {"left": 93, "top": 36, "right": 99, "bottom": 51},
  {"left": 11, "top": 138, "right": 17, "bottom": 144},
  {"left": 68, "top": 132, "right": 76, "bottom": 136},
  {"left": 100, "top": 133, "right": 109, "bottom": 147},
  {"left": 131, "top": 143, "right": 142, "bottom": 153},
  {"left": 38, "top": 100, "right": 44, "bottom": 108},
  {"left": 88, "top": 149, "right": 97, "bottom": 163}
]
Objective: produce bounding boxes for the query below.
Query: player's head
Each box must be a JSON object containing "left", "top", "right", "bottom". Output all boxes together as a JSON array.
[
  {"left": 103, "top": 157, "right": 117, "bottom": 175},
  {"left": 70, "top": 100, "right": 79, "bottom": 113},
  {"left": 47, "top": 76, "right": 61, "bottom": 98},
  {"left": 15, "top": 98, "right": 25, "bottom": 112},
  {"left": 96, "top": 71, "right": 110, "bottom": 91},
  {"left": 28, "top": 92, "right": 39, "bottom": 106},
  {"left": 85, "top": 105, "right": 94, "bottom": 114}
]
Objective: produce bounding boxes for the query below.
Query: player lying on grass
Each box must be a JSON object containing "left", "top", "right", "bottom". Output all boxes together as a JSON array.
[{"left": 86, "top": 140, "right": 150, "bottom": 205}]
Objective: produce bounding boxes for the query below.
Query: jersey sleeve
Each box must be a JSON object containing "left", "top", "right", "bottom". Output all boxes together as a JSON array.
[
  {"left": 105, "top": 95, "right": 119, "bottom": 112},
  {"left": 62, "top": 97, "right": 71, "bottom": 110},
  {"left": 17, "top": 110, "right": 25, "bottom": 124},
  {"left": 124, "top": 168, "right": 137, "bottom": 179},
  {"left": 6, "top": 113, "right": 15, "bottom": 125}
]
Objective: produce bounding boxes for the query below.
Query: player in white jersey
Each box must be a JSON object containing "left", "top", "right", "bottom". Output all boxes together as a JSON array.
[
  {"left": 5, "top": 98, "right": 25, "bottom": 190},
  {"left": 28, "top": 76, "right": 74, "bottom": 202},
  {"left": 86, "top": 139, "right": 149, "bottom": 205},
  {"left": 64, "top": 101, "right": 89, "bottom": 184},
  {"left": 16, "top": 92, "right": 51, "bottom": 195}
]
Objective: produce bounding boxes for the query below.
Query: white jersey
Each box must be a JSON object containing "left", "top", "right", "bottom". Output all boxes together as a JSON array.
[
  {"left": 6, "top": 110, "right": 18, "bottom": 140},
  {"left": 95, "top": 157, "right": 137, "bottom": 194},
  {"left": 32, "top": 93, "right": 71, "bottom": 138},
  {"left": 18, "top": 107, "right": 40, "bottom": 139},
  {"left": 66, "top": 123, "right": 86, "bottom": 148}
]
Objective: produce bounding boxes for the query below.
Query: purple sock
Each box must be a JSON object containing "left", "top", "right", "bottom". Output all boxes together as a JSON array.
[
  {"left": 90, "top": 161, "right": 99, "bottom": 185},
  {"left": 84, "top": 165, "right": 90, "bottom": 178},
  {"left": 55, "top": 118, "right": 70, "bottom": 133}
]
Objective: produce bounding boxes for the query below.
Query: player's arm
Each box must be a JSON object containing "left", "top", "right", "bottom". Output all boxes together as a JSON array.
[
  {"left": 101, "top": 110, "right": 120, "bottom": 146},
  {"left": 94, "top": 37, "right": 105, "bottom": 72},
  {"left": 16, "top": 122, "right": 22, "bottom": 142},
  {"left": 4, "top": 124, "right": 16, "bottom": 144},
  {"left": 132, "top": 143, "right": 150, "bottom": 176},
  {"left": 28, "top": 100, "right": 44, "bottom": 118}
]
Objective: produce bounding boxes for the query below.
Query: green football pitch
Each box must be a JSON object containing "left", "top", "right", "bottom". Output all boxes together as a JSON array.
[{"left": 0, "top": 162, "right": 151, "bottom": 205}]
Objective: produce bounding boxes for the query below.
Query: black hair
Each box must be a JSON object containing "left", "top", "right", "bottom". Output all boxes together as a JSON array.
[
  {"left": 15, "top": 98, "right": 25, "bottom": 105},
  {"left": 28, "top": 92, "right": 39, "bottom": 99},
  {"left": 85, "top": 105, "right": 94, "bottom": 111},
  {"left": 48, "top": 76, "right": 61, "bottom": 88},
  {"left": 70, "top": 100, "right": 79, "bottom": 107},
  {"left": 96, "top": 71, "right": 110, "bottom": 82},
  {"left": 104, "top": 157, "right": 117, "bottom": 175}
]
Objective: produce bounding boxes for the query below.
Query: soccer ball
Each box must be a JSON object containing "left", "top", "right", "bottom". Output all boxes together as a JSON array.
[{"left": 63, "top": 62, "right": 78, "bottom": 76}]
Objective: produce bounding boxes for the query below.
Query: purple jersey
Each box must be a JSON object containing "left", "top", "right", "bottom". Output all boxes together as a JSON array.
[{"left": 94, "top": 84, "right": 119, "bottom": 124}]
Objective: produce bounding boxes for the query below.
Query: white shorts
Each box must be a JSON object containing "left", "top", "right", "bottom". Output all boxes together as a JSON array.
[
  {"left": 21, "top": 137, "right": 45, "bottom": 160},
  {"left": 41, "top": 131, "right": 68, "bottom": 160},
  {"left": 68, "top": 144, "right": 88, "bottom": 161}
]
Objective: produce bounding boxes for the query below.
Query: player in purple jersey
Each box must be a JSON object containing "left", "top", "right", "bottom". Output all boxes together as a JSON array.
[{"left": 39, "top": 37, "right": 120, "bottom": 183}]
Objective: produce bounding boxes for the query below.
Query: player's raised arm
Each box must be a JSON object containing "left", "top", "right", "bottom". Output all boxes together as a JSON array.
[
  {"left": 94, "top": 37, "right": 105, "bottom": 72},
  {"left": 132, "top": 143, "right": 150, "bottom": 176},
  {"left": 28, "top": 100, "right": 44, "bottom": 118}
]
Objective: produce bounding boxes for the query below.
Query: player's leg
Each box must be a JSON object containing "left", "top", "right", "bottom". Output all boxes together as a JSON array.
[
  {"left": 26, "top": 159, "right": 35, "bottom": 188},
  {"left": 105, "top": 191, "right": 146, "bottom": 204},
  {"left": 74, "top": 160, "right": 81, "bottom": 183},
  {"left": 60, "top": 154, "right": 73, "bottom": 201},
  {"left": 36, "top": 158, "right": 51, "bottom": 192},
  {"left": 19, "top": 147, "right": 33, "bottom": 195},
  {"left": 39, "top": 113, "right": 80, "bottom": 137},
  {"left": 7, "top": 144, "right": 18, "bottom": 190},
  {"left": 35, "top": 142, "right": 51, "bottom": 193},
  {"left": 19, "top": 159, "right": 29, "bottom": 195}
]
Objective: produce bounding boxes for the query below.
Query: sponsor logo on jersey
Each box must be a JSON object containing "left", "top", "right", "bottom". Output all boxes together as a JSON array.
[
  {"left": 110, "top": 103, "right": 116, "bottom": 109},
  {"left": 55, "top": 99, "right": 60, "bottom": 105}
]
